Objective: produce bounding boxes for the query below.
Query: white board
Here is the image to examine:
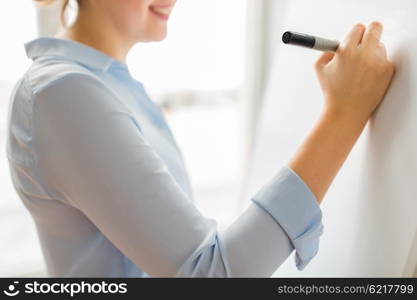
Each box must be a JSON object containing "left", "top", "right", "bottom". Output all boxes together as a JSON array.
[{"left": 246, "top": 0, "right": 417, "bottom": 277}]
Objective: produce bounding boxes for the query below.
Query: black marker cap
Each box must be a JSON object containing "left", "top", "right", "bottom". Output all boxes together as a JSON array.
[{"left": 282, "top": 31, "right": 315, "bottom": 49}]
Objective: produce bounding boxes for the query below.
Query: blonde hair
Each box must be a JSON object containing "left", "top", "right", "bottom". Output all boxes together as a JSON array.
[{"left": 33, "top": 0, "right": 73, "bottom": 26}]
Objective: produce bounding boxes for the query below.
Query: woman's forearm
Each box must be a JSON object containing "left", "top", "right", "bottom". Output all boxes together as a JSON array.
[{"left": 287, "top": 107, "right": 369, "bottom": 203}]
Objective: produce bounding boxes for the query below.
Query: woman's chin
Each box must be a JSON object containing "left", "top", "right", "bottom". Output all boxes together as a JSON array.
[
  {"left": 151, "top": 29, "right": 168, "bottom": 41},
  {"left": 138, "top": 29, "right": 167, "bottom": 42},
  {"left": 131, "top": 25, "right": 168, "bottom": 43}
]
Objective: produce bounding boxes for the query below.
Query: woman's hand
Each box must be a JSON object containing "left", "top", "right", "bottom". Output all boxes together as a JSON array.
[
  {"left": 288, "top": 22, "right": 396, "bottom": 203},
  {"left": 315, "top": 22, "right": 395, "bottom": 121}
]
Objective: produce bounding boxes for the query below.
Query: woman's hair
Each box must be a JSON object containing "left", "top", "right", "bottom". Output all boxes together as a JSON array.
[{"left": 33, "top": 0, "right": 74, "bottom": 26}]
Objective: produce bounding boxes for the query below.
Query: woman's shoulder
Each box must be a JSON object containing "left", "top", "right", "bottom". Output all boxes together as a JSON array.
[{"left": 20, "top": 57, "right": 105, "bottom": 96}]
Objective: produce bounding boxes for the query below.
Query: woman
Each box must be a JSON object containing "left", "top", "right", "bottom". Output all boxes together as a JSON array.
[{"left": 6, "top": 0, "right": 394, "bottom": 277}]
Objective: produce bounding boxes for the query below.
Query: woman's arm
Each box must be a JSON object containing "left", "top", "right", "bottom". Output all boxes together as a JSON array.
[
  {"left": 288, "top": 22, "right": 395, "bottom": 203},
  {"left": 33, "top": 72, "right": 321, "bottom": 277}
]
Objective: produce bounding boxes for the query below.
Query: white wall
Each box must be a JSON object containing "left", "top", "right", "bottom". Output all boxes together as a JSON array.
[{"left": 246, "top": 0, "right": 417, "bottom": 277}]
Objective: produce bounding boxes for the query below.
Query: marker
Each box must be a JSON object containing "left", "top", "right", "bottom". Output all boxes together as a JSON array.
[{"left": 282, "top": 31, "right": 339, "bottom": 52}]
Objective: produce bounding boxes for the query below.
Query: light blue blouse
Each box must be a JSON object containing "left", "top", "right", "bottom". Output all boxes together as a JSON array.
[{"left": 5, "top": 37, "right": 323, "bottom": 277}]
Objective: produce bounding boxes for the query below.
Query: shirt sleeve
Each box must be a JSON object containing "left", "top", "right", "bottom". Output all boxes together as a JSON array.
[
  {"left": 251, "top": 166, "right": 324, "bottom": 270},
  {"left": 32, "top": 72, "right": 323, "bottom": 277}
]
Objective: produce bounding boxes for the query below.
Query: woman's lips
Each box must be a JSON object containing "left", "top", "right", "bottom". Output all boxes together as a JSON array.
[{"left": 150, "top": 6, "right": 172, "bottom": 21}]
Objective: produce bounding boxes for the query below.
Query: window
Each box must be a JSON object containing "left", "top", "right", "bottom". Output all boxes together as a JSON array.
[
  {"left": 127, "top": 0, "right": 248, "bottom": 227},
  {"left": 0, "top": 1, "right": 43, "bottom": 277},
  {"left": 0, "top": 2, "right": 36, "bottom": 83}
]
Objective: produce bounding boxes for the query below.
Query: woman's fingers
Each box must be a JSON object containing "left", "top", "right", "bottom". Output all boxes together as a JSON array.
[
  {"left": 315, "top": 52, "right": 335, "bottom": 70},
  {"left": 363, "top": 21, "right": 383, "bottom": 46},
  {"left": 340, "top": 23, "right": 365, "bottom": 51},
  {"left": 315, "top": 20, "right": 395, "bottom": 120}
]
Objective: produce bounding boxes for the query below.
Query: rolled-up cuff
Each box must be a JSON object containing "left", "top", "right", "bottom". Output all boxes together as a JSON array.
[{"left": 251, "top": 165, "right": 324, "bottom": 270}]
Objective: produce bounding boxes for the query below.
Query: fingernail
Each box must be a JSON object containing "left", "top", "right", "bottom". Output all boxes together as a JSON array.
[
  {"left": 371, "top": 21, "right": 383, "bottom": 29},
  {"left": 355, "top": 23, "right": 365, "bottom": 30}
]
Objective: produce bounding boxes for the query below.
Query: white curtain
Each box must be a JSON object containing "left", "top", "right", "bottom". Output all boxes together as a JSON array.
[{"left": 239, "top": 0, "right": 289, "bottom": 206}]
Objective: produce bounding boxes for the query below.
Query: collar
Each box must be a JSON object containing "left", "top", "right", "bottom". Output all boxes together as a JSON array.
[{"left": 24, "top": 37, "right": 128, "bottom": 72}]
